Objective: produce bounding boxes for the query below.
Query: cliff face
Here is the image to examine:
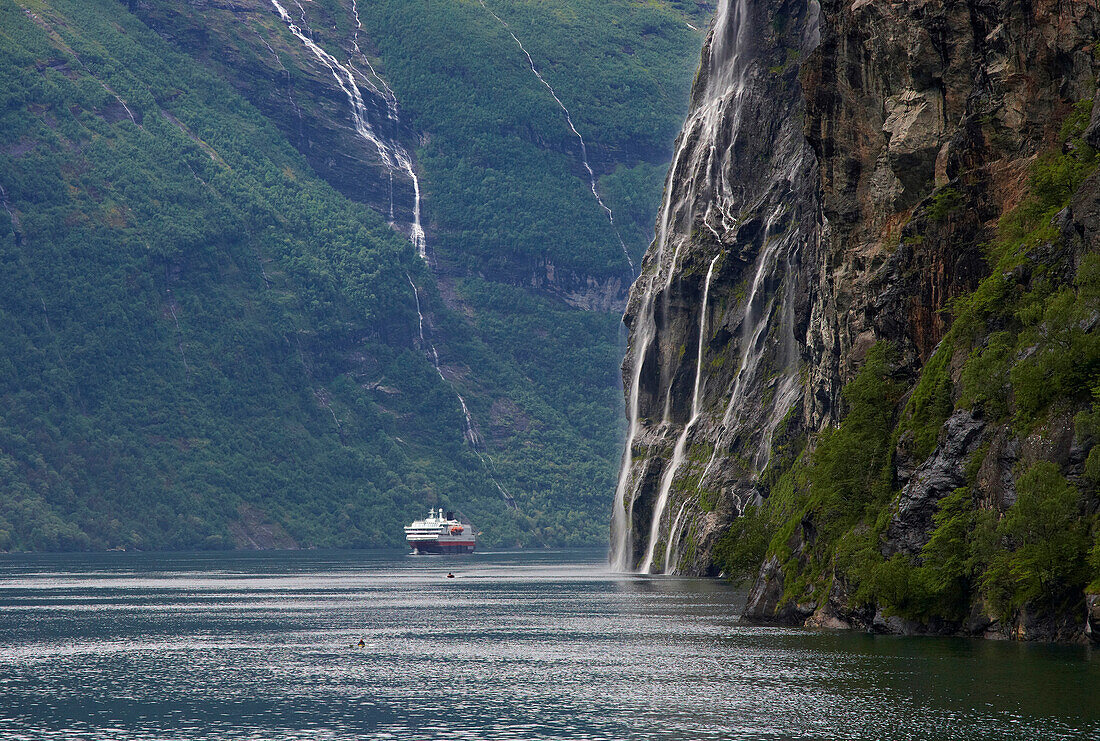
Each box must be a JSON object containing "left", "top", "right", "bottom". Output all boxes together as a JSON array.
[
  {"left": 611, "top": 0, "right": 821, "bottom": 573},
  {"left": 801, "top": 0, "right": 1097, "bottom": 411},
  {"left": 619, "top": 0, "right": 1100, "bottom": 642}
]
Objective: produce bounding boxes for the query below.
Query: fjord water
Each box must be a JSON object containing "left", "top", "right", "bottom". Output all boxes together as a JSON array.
[{"left": 1, "top": 551, "right": 1097, "bottom": 740}]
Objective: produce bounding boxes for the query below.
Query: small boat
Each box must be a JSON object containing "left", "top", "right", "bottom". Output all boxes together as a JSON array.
[{"left": 404, "top": 508, "right": 476, "bottom": 554}]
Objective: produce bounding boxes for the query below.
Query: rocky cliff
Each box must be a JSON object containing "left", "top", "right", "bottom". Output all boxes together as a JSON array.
[
  {"left": 611, "top": 0, "right": 821, "bottom": 573},
  {"left": 617, "top": 0, "right": 1100, "bottom": 642}
]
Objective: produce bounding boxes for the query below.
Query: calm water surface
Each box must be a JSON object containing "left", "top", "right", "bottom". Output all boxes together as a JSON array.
[{"left": 0, "top": 549, "right": 1097, "bottom": 740}]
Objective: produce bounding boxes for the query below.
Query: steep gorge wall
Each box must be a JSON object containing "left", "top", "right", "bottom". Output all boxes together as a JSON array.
[
  {"left": 620, "top": 0, "right": 1100, "bottom": 641},
  {"left": 802, "top": 0, "right": 1097, "bottom": 410},
  {"left": 612, "top": 0, "right": 821, "bottom": 573},
  {"left": 759, "top": 0, "right": 1100, "bottom": 641}
]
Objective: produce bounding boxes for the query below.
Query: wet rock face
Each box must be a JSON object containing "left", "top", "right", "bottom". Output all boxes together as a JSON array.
[
  {"left": 803, "top": 0, "right": 1099, "bottom": 386},
  {"left": 885, "top": 409, "right": 985, "bottom": 558},
  {"left": 739, "top": 0, "right": 1100, "bottom": 637},
  {"left": 611, "top": 0, "right": 821, "bottom": 575},
  {"left": 625, "top": 0, "right": 1098, "bottom": 645}
]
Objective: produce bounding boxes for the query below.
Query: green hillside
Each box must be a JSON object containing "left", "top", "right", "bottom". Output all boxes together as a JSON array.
[
  {"left": 0, "top": 0, "right": 707, "bottom": 551},
  {"left": 0, "top": 0, "right": 509, "bottom": 550}
]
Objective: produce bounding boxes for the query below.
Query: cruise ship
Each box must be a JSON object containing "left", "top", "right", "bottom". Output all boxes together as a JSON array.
[{"left": 404, "top": 508, "right": 476, "bottom": 554}]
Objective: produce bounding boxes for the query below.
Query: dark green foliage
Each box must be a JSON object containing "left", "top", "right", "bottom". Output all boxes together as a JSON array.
[
  {"left": 1091, "top": 535, "right": 1100, "bottom": 593},
  {"left": 958, "top": 332, "right": 1013, "bottom": 419},
  {"left": 867, "top": 486, "right": 997, "bottom": 622},
  {"left": 897, "top": 339, "right": 955, "bottom": 460},
  {"left": 712, "top": 500, "right": 771, "bottom": 584},
  {"left": 912, "top": 487, "right": 987, "bottom": 614},
  {"left": 353, "top": 0, "right": 706, "bottom": 276},
  {"left": 804, "top": 344, "right": 903, "bottom": 527},
  {"left": 1008, "top": 254, "right": 1100, "bottom": 429},
  {"left": 981, "top": 463, "right": 1090, "bottom": 618},
  {"left": 725, "top": 344, "right": 904, "bottom": 603},
  {"left": 927, "top": 187, "right": 963, "bottom": 222},
  {"left": 1078, "top": 385, "right": 1100, "bottom": 490}
]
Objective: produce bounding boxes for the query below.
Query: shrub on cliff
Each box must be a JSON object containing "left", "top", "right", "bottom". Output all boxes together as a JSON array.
[{"left": 981, "top": 463, "right": 1090, "bottom": 619}]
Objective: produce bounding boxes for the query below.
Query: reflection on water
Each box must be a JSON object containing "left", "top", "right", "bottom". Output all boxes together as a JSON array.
[{"left": 0, "top": 549, "right": 1096, "bottom": 740}]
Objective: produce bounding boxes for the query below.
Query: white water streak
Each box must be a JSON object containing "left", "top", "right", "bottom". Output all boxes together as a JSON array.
[
  {"left": 638, "top": 252, "right": 720, "bottom": 573},
  {"left": 407, "top": 274, "right": 517, "bottom": 510},
  {"left": 613, "top": 0, "right": 766, "bottom": 572},
  {"left": 164, "top": 289, "right": 190, "bottom": 377},
  {"left": 662, "top": 500, "right": 690, "bottom": 574},
  {"left": 476, "top": 0, "right": 634, "bottom": 275},
  {"left": 269, "top": 0, "right": 426, "bottom": 259},
  {"left": 697, "top": 200, "right": 797, "bottom": 485},
  {"left": 349, "top": 0, "right": 398, "bottom": 109}
]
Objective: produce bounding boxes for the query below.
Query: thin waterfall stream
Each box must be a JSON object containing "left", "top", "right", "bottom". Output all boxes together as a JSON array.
[
  {"left": 269, "top": 0, "right": 426, "bottom": 259},
  {"left": 407, "top": 274, "right": 517, "bottom": 510},
  {"left": 638, "top": 252, "right": 720, "bottom": 573},
  {"left": 268, "top": 0, "right": 514, "bottom": 508},
  {"left": 475, "top": 0, "right": 634, "bottom": 276}
]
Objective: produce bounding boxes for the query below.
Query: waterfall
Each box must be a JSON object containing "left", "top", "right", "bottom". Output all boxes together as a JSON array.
[
  {"left": 662, "top": 500, "right": 691, "bottom": 573},
  {"left": 697, "top": 207, "right": 795, "bottom": 485},
  {"left": 349, "top": 0, "right": 399, "bottom": 112},
  {"left": 476, "top": 0, "right": 634, "bottom": 276},
  {"left": 269, "top": 0, "right": 426, "bottom": 260},
  {"left": 270, "top": 2, "right": 516, "bottom": 507},
  {"left": 611, "top": 0, "right": 816, "bottom": 573},
  {"left": 611, "top": 0, "right": 751, "bottom": 571},
  {"left": 637, "top": 252, "right": 720, "bottom": 573},
  {"left": 407, "top": 274, "right": 517, "bottom": 510}
]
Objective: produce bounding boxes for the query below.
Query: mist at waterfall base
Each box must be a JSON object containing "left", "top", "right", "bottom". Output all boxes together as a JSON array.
[{"left": 3, "top": 551, "right": 1098, "bottom": 741}]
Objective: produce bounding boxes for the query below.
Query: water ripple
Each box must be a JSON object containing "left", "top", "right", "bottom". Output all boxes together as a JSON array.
[{"left": 0, "top": 550, "right": 1096, "bottom": 740}]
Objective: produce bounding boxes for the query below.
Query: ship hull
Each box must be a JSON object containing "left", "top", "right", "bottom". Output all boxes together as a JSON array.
[{"left": 408, "top": 540, "right": 475, "bottom": 555}]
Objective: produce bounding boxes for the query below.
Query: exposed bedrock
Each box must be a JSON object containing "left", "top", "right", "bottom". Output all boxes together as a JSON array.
[
  {"left": 611, "top": 0, "right": 822, "bottom": 575},
  {"left": 618, "top": 0, "right": 1100, "bottom": 642}
]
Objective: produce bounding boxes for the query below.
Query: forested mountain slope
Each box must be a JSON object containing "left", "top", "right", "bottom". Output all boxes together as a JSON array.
[{"left": 0, "top": 0, "right": 708, "bottom": 550}]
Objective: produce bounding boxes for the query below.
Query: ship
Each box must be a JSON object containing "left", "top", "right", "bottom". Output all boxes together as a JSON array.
[{"left": 404, "top": 508, "right": 476, "bottom": 554}]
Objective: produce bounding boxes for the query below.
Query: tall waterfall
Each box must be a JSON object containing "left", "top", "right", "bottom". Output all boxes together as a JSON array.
[
  {"left": 270, "top": 0, "right": 426, "bottom": 259},
  {"left": 611, "top": 0, "right": 820, "bottom": 573},
  {"left": 269, "top": 1, "right": 515, "bottom": 507}
]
